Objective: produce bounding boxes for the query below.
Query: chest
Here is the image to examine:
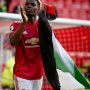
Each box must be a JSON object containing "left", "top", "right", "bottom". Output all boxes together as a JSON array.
[
  {"left": 22, "top": 23, "right": 39, "bottom": 39},
  {"left": 21, "top": 23, "right": 39, "bottom": 46}
]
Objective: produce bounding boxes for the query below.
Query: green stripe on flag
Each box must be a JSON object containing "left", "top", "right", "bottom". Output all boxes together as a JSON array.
[
  {"left": 54, "top": 50, "right": 74, "bottom": 74},
  {"left": 75, "top": 65, "right": 90, "bottom": 89}
]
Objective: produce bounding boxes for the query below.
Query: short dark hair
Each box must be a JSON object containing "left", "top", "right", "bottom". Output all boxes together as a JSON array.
[{"left": 26, "top": 0, "right": 40, "bottom": 8}]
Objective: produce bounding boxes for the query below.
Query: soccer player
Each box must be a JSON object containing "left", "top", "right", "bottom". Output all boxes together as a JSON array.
[{"left": 9, "top": 0, "right": 60, "bottom": 90}]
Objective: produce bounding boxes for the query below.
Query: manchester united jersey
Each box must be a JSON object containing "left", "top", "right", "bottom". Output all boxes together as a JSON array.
[{"left": 10, "top": 20, "right": 44, "bottom": 80}]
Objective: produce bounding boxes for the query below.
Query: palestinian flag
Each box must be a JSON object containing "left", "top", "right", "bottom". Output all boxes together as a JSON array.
[
  {"left": 52, "top": 33, "right": 90, "bottom": 90},
  {"left": 38, "top": 10, "right": 90, "bottom": 90}
]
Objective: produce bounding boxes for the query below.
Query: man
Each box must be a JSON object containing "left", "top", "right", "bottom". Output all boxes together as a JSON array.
[{"left": 9, "top": 0, "right": 60, "bottom": 90}]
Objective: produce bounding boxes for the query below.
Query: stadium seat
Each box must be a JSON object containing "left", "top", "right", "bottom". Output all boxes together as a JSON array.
[{"left": 79, "top": 9, "right": 87, "bottom": 20}]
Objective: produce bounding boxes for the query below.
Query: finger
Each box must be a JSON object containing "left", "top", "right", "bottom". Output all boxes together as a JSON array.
[
  {"left": 17, "top": 0, "right": 22, "bottom": 7},
  {"left": 38, "top": 0, "right": 46, "bottom": 12},
  {"left": 17, "top": 0, "right": 24, "bottom": 10},
  {"left": 20, "top": 5, "right": 23, "bottom": 11}
]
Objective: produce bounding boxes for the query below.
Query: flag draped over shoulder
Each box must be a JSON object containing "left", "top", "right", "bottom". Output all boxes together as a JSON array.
[
  {"left": 38, "top": 11, "right": 60, "bottom": 90},
  {"left": 38, "top": 11, "right": 90, "bottom": 90}
]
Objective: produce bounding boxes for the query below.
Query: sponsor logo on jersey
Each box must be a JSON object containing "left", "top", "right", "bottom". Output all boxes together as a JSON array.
[
  {"left": 25, "top": 38, "right": 39, "bottom": 48},
  {"left": 25, "top": 38, "right": 39, "bottom": 44}
]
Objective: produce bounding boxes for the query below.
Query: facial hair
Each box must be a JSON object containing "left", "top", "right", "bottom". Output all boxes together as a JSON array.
[{"left": 26, "top": 13, "right": 35, "bottom": 18}]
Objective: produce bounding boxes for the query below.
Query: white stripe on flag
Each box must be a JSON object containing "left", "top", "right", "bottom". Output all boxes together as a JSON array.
[
  {"left": 52, "top": 32, "right": 85, "bottom": 89},
  {"left": 57, "top": 69, "right": 84, "bottom": 90}
]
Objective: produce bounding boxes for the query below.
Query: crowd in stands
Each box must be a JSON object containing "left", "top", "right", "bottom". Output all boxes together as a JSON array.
[
  {"left": 0, "top": 0, "right": 90, "bottom": 20},
  {"left": 0, "top": 0, "right": 19, "bottom": 13},
  {"left": 44, "top": 0, "right": 90, "bottom": 20},
  {"left": 80, "top": 60, "right": 90, "bottom": 81}
]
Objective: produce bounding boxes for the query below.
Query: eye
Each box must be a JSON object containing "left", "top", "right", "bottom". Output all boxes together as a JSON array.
[
  {"left": 25, "top": 3, "right": 29, "bottom": 6},
  {"left": 31, "top": 3, "right": 36, "bottom": 6},
  {"left": 25, "top": 2, "right": 36, "bottom": 7}
]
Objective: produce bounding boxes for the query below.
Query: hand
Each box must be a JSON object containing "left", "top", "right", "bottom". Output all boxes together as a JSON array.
[
  {"left": 38, "top": 0, "right": 46, "bottom": 13},
  {"left": 20, "top": 6, "right": 28, "bottom": 24}
]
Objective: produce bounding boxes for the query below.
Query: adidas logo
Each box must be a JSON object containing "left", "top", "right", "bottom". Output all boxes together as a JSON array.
[{"left": 23, "top": 31, "right": 28, "bottom": 34}]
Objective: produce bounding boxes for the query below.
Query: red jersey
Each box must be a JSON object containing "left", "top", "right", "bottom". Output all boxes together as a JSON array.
[{"left": 10, "top": 20, "right": 44, "bottom": 80}]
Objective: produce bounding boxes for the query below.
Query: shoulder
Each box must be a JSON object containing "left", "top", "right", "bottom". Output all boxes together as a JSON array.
[
  {"left": 11, "top": 21, "right": 22, "bottom": 26},
  {"left": 10, "top": 21, "right": 22, "bottom": 31}
]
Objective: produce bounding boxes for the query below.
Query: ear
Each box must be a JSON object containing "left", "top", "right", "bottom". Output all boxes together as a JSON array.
[{"left": 36, "top": 6, "right": 40, "bottom": 14}]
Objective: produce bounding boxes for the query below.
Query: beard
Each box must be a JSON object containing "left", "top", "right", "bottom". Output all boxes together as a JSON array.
[{"left": 26, "top": 13, "right": 36, "bottom": 18}]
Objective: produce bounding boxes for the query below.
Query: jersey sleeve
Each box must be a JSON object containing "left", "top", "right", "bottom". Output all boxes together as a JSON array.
[
  {"left": 45, "top": 4, "right": 57, "bottom": 20},
  {"left": 10, "top": 24, "right": 14, "bottom": 31},
  {"left": 9, "top": 22, "right": 15, "bottom": 38},
  {"left": 9, "top": 21, "right": 20, "bottom": 37},
  {"left": 10, "top": 21, "right": 19, "bottom": 32}
]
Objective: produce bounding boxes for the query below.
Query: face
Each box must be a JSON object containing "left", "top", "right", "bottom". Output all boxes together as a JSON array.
[{"left": 25, "top": 0, "right": 39, "bottom": 17}]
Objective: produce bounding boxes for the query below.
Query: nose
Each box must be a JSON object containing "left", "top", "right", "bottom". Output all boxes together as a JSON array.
[
  {"left": 26, "top": 5, "right": 31, "bottom": 9},
  {"left": 26, "top": 3, "right": 33, "bottom": 9}
]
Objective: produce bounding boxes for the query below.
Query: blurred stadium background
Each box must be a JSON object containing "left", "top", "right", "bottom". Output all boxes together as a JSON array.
[{"left": 0, "top": 0, "right": 90, "bottom": 90}]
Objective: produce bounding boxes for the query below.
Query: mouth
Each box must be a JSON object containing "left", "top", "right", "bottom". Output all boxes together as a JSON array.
[
  {"left": 26, "top": 11, "right": 34, "bottom": 16},
  {"left": 26, "top": 8, "right": 33, "bottom": 12},
  {"left": 26, "top": 9, "right": 35, "bottom": 17},
  {"left": 26, "top": 8, "right": 36, "bottom": 15}
]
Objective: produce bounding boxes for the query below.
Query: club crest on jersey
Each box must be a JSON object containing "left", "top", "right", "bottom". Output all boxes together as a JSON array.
[{"left": 10, "top": 26, "right": 14, "bottom": 31}]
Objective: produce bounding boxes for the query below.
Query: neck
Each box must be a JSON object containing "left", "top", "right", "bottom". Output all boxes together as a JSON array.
[{"left": 28, "top": 16, "right": 36, "bottom": 24}]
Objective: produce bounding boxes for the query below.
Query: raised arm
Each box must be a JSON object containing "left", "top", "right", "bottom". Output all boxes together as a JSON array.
[{"left": 10, "top": 6, "right": 28, "bottom": 46}]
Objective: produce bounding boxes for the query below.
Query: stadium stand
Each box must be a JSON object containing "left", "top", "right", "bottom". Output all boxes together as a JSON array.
[
  {"left": 0, "top": 0, "right": 90, "bottom": 89},
  {"left": 0, "top": 0, "right": 90, "bottom": 20}
]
